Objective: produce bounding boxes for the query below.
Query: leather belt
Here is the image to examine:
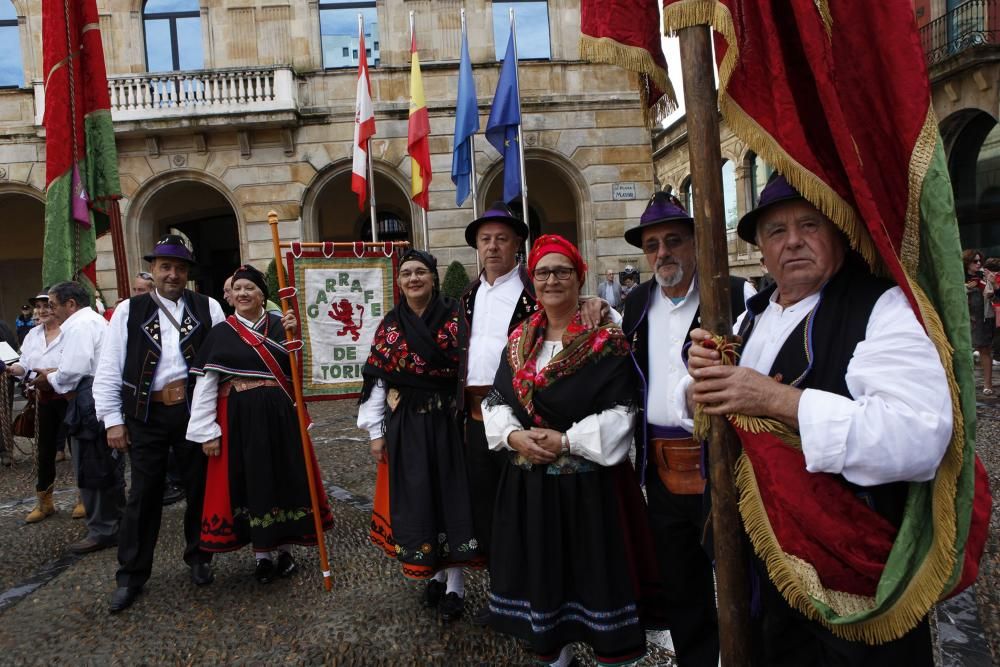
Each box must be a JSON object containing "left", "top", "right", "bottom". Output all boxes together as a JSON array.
[
  {"left": 464, "top": 385, "right": 491, "bottom": 422},
  {"left": 150, "top": 379, "right": 187, "bottom": 406},
  {"left": 220, "top": 378, "right": 281, "bottom": 398},
  {"left": 651, "top": 437, "right": 705, "bottom": 495}
]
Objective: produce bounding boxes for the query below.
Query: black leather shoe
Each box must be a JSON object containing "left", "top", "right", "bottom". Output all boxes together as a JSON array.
[
  {"left": 70, "top": 535, "right": 117, "bottom": 555},
  {"left": 162, "top": 484, "right": 185, "bottom": 506},
  {"left": 255, "top": 558, "right": 276, "bottom": 584},
  {"left": 470, "top": 603, "right": 491, "bottom": 626},
  {"left": 439, "top": 592, "right": 465, "bottom": 622},
  {"left": 108, "top": 586, "right": 142, "bottom": 614},
  {"left": 276, "top": 552, "right": 297, "bottom": 578},
  {"left": 190, "top": 562, "right": 214, "bottom": 586},
  {"left": 421, "top": 579, "right": 445, "bottom": 608}
]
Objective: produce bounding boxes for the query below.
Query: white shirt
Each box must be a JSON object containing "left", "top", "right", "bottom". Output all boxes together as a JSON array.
[
  {"left": 646, "top": 278, "right": 702, "bottom": 428},
  {"left": 94, "top": 290, "right": 225, "bottom": 428},
  {"left": 185, "top": 311, "right": 261, "bottom": 444},
  {"left": 673, "top": 286, "right": 952, "bottom": 486},
  {"left": 15, "top": 324, "right": 64, "bottom": 377},
  {"left": 467, "top": 265, "right": 525, "bottom": 386},
  {"left": 48, "top": 307, "right": 107, "bottom": 394},
  {"left": 357, "top": 379, "right": 387, "bottom": 440},
  {"left": 482, "top": 340, "right": 635, "bottom": 467}
]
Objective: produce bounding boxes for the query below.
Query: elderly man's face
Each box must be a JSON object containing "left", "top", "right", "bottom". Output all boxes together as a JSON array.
[
  {"left": 223, "top": 277, "right": 234, "bottom": 306},
  {"left": 640, "top": 221, "right": 696, "bottom": 292},
  {"left": 605, "top": 270, "right": 614, "bottom": 282},
  {"left": 755, "top": 200, "right": 846, "bottom": 306}
]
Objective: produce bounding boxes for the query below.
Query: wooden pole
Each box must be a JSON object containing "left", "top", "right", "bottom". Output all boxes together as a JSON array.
[
  {"left": 109, "top": 200, "right": 130, "bottom": 300},
  {"left": 268, "top": 210, "right": 333, "bottom": 592},
  {"left": 677, "top": 25, "right": 752, "bottom": 666}
]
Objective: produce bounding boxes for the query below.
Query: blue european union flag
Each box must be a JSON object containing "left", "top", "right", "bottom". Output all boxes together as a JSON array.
[
  {"left": 485, "top": 32, "right": 522, "bottom": 204},
  {"left": 451, "top": 28, "right": 479, "bottom": 207}
]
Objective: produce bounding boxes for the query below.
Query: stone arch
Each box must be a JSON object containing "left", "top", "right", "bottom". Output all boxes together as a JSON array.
[
  {"left": 679, "top": 174, "right": 693, "bottom": 210},
  {"left": 478, "top": 147, "right": 596, "bottom": 291},
  {"left": 0, "top": 182, "right": 45, "bottom": 324},
  {"left": 301, "top": 158, "right": 420, "bottom": 246},
  {"left": 124, "top": 169, "right": 243, "bottom": 296}
]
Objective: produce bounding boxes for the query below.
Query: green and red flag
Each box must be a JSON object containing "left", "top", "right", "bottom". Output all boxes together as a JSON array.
[
  {"left": 665, "top": 0, "right": 990, "bottom": 644},
  {"left": 580, "top": 0, "right": 675, "bottom": 124},
  {"left": 41, "top": 0, "right": 121, "bottom": 289},
  {"left": 408, "top": 32, "right": 431, "bottom": 211}
]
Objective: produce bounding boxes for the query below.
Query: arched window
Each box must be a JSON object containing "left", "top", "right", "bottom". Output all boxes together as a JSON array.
[
  {"left": 0, "top": 2, "right": 22, "bottom": 88},
  {"left": 143, "top": 0, "right": 204, "bottom": 72},
  {"left": 722, "top": 160, "right": 738, "bottom": 229},
  {"left": 681, "top": 176, "right": 692, "bottom": 211},
  {"left": 492, "top": 1, "right": 551, "bottom": 60},
  {"left": 320, "top": 0, "right": 378, "bottom": 69},
  {"left": 746, "top": 152, "right": 774, "bottom": 207}
]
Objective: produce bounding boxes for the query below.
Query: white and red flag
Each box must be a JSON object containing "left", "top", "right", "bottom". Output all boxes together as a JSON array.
[{"left": 351, "top": 28, "right": 376, "bottom": 211}]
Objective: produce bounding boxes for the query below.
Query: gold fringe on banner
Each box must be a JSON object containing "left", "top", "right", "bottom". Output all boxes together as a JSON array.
[
  {"left": 579, "top": 35, "right": 678, "bottom": 126},
  {"left": 665, "top": 0, "right": 965, "bottom": 643}
]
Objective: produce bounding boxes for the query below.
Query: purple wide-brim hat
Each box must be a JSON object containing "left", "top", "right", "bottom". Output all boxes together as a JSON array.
[
  {"left": 143, "top": 234, "right": 196, "bottom": 264},
  {"left": 623, "top": 195, "right": 694, "bottom": 248},
  {"left": 464, "top": 203, "right": 530, "bottom": 248},
  {"left": 736, "top": 173, "right": 804, "bottom": 244}
]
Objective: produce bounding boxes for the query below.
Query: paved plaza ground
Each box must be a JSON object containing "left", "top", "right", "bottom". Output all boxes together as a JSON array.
[{"left": 0, "top": 394, "right": 995, "bottom": 665}]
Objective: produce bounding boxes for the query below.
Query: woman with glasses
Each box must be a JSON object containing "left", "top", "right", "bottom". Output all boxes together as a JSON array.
[
  {"left": 5, "top": 292, "right": 67, "bottom": 522},
  {"left": 964, "top": 249, "right": 996, "bottom": 394},
  {"left": 482, "top": 235, "right": 665, "bottom": 667},
  {"left": 357, "top": 249, "right": 480, "bottom": 622}
]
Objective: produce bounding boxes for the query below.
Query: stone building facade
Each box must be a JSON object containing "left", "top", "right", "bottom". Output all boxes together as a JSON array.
[{"left": 0, "top": 0, "right": 656, "bottom": 322}]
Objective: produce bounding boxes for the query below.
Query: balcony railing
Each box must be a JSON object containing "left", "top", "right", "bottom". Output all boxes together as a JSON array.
[
  {"left": 921, "top": 0, "right": 999, "bottom": 66},
  {"left": 34, "top": 66, "right": 296, "bottom": 125}
]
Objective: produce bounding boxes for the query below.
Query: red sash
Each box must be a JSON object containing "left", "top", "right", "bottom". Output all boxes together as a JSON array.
[{"left": 226, "top": 315, "right": 294, "bottom": 403}]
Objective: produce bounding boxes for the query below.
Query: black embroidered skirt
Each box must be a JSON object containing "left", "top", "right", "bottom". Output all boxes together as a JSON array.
[
  {"left": 201, "top": 385, "right": 333, "bottom": 553},
  {"left": 488, "top": 457, "right": 667, "bottom": 665},
  {"left": 380, "top": 395, "right": 481, "bottom": 578}
]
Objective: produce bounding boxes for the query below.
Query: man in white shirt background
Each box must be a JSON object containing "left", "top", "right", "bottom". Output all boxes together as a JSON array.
[
  {"left": 94, "top": 235, "right": 225, "bottom": 614},
  {"left": 33, "top": 281, "right": 125, "bottom": 555},
  {"left": 684, "top": 174, "right": 952, "bottom": 664},
  {"left": 598, "top": 269, "right": 622, "bottom": 311}
]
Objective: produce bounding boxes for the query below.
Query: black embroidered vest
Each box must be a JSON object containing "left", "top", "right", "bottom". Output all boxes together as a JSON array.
[
  {"left": 457, "top": 265, "right": 538, "bottom": 410},
  {"left": 624, "top": 275, "right": 749, "bottom": 484},
  {"left": 738, "top": 259, "right": 908, "bottom": 525},
  {"left": 121, "top": 290, "right": 214, "bottom": 422}
]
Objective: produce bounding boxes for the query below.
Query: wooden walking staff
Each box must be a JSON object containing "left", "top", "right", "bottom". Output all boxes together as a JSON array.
[
  {"left": 267, "top": 210, "right": 334, "bottom": 592},
  {"left": 677, "top": 25, "right": 751, "bottom": 665}
]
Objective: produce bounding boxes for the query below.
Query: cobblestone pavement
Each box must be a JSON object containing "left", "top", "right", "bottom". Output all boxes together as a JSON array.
[
  {"left": 0, "top": 392, "right": 996, "bottom": 665},
  {"left": 0, "top": 401, "right": 676, "bottom": 666}
]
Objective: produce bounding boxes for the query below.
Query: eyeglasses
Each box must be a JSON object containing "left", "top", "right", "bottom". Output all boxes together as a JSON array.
[
  {"left": 642, "top": 236, "right": 691, "bottom": 255},
  {"left": 973, "top": 259, "right": 983, "bottom": 264},
  {"left": 399, "top": 268, "right": 432, "bottom": 280},
  {"left": 531, "top": 267, "right": 576, "bottom": 282}
]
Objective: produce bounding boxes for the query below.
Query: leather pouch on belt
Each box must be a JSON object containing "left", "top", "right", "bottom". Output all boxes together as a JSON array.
[
  {"left": 653, "top": 440, "right": 706, "bottom": 495},
  {"left": 160, "top": 383, "right": 187, "bottom": 406}
]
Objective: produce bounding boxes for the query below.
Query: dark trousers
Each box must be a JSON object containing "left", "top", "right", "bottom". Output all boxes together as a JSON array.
[
  {"left": 116, "top": 403, "right": 210, "bottom": 588},
  {"left": 463, "top": 416, "right": 506, "bottom": 559},
  {"left": 646, "top": 472, "right": 720, "bottom": 667},
  {"left": 36, "top": 398, "right": 67, "bottom": 491},
  {"left": 751, "top": 564, "right": 933, "bottom": 666}
]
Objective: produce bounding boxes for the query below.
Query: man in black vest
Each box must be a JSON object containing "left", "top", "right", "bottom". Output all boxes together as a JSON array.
[
  {"left": 621, "top": 193, "right": 749, "bottom": 667},
  {"left": 685, "top": 175, "right": 951, "bottom": 665},
  {"left": 456, "top": 203, "right": 536, "bottom": 623},
  {"left": 95, "top": 235, "right": 226, "bottom": 613}
]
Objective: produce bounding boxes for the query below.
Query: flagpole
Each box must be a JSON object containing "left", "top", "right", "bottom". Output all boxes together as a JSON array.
[
  {"left": 460, "top": 8, "right": 481, "bottom": 273},
  {"left": 509, "top": 7, "right": 529, "bottom": 243},
  {"left": 360, "top": 13, "right": 378, "bottom": 243},
  {"left": 677, "top": 25, "right": 751, "bottom": 666},
  {"left": 268, "top": 210, "right": 334, "bottom": 592},
  {"left": 409, "top": 11, "right": 431, "bottom": 252}
]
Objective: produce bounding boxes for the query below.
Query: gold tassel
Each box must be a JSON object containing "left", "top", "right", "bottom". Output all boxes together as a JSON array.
[{"left": 579, "top": 35, "right": 678, "bottom": 125}]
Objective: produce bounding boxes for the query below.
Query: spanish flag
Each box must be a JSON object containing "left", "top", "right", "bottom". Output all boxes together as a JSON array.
[{"left": 408, "top": 32, "right": 431, "bottom": 211}]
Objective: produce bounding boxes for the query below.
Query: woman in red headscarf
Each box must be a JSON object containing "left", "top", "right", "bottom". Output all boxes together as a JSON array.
[{"left": 482, "top": 235, "right": 666, "bottom": 666}]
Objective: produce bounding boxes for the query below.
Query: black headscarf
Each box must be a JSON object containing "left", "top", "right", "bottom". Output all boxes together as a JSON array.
[
  {"left": 232, "top": 265, "right": 269, "bottom": 300},
  {"left": 399, "top": 249, "right": 440, "bottom": 296}
]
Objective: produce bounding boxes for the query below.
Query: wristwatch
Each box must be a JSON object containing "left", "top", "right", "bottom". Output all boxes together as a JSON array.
[{"left": 560, "top": 432, "right": 569, "bottom": 453}]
